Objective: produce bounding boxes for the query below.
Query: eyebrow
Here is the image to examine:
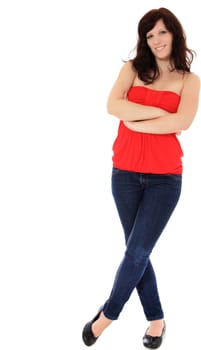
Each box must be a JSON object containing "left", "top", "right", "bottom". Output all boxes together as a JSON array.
[{"left": 147, "top": 27, "right": 166, "bottom": 34}]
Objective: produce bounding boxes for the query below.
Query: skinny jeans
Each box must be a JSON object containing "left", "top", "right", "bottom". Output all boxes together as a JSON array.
[{"left": 103, "top": 168, "right": 182, "bottom": 321}]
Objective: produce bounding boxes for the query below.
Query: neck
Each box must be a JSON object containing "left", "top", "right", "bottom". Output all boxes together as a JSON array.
[{"left": 156, "top": 59, "right": 174, "bottom": 73}]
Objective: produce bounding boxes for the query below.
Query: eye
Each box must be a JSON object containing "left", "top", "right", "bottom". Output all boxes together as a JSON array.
[
  {"left": 159, "top": 30, "right": 167, "bottom": 35},
  {"left": 146, "top": 34, "right": 153, "bottom": 40}
]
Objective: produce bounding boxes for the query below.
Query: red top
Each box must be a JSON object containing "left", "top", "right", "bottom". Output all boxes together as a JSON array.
[{"left": 112, "top": 86, "right": 183, "bottom": 174}]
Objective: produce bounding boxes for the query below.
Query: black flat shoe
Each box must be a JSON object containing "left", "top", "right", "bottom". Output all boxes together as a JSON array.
[
  {"left": 143, "top": 322, "right": 166, "bottom": 349},
  {"left": 82, "top": 310, "right": 101, "bottom": 346}
]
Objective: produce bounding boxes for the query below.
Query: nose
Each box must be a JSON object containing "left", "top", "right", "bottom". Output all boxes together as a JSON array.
[{"left": 153, "top": 35, "right": 161, "bottom": 44}]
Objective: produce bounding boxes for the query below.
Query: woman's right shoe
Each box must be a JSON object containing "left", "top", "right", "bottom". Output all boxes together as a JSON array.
[
  {"left": 143, "top": 322, "right": 166, "bottom": 349},
  {"left": 82, "top": 311, "right": 101, "bottom": 346}
]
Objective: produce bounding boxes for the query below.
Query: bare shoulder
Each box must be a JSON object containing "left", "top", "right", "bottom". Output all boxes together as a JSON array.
[
  {"left": 117, "top": 60, "right": 137, "bottom": 85},
  {"left": 184, "top": 72, "right": 200, "bottom": 87},
  {"left": 180, "top": 72, "right": 200, "bottom": 98},
  {"left": 119, "top": 60, "right": 136, "bottom": 73},
  {"left": 190, "top": 72, "right": 200, "bottom": 81},
  {"left": 108, "top": 61, "right": 137, "bottom": 99}
]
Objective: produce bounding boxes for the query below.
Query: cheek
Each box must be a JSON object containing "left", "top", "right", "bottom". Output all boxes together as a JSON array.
[
  {"left": 168, "top": 36, "right": 173, "bottom": 46},
  {"left": 146, "top": 41, "right": 153, "bottom": 50},
  {"left": 167, "top": 40, "right": 173, "bottom": 51},
  {"left": 148, "top": 44, "right": 154, "bottom": 53}
]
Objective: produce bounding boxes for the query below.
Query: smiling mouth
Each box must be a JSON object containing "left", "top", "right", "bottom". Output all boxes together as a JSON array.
[{"left": 155, "top": 46, "right": 165, "bottom": 51}]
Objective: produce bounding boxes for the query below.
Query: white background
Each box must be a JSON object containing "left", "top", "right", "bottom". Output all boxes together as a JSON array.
[{"left": 0, "top": 1, "right": 200, "bottom": 349}]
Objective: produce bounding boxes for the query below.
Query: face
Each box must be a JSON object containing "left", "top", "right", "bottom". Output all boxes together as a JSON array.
[{"left": 146, "top": 19, "right": 173, "bottom": 60}]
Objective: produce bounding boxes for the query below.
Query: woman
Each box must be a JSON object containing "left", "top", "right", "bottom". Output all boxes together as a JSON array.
[{"left": 82, "top": 7, "right": 200, "bottom": 349}]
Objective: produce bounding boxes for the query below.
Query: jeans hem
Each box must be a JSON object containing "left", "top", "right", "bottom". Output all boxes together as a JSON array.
[
  {"left": 102, "top": 310, "right": 119, "bottom": 321},
  {"left": 146, "top": 314, "right": 164, "bottom": 321}
]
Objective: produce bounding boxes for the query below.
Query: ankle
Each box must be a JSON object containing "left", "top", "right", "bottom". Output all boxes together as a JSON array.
[
  {"left": 92, "top": 312, "right": 113, "bottom": 337},
  {"left": 147, "top": 319, "right": 165, "bottom": 337},
  {"left": 151, "top": 319, "right": 164, "bottom": 325}
]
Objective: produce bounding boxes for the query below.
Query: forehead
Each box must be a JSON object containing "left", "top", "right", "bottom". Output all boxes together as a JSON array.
[{"left": 147, "top": 19, "right": 167, "bottom": 33}]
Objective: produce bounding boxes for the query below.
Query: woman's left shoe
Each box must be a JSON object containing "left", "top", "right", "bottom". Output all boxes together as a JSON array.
[
  {"left": 82, "top": 311, "right": 101, "bottom": 346},
  {"left": 143, "top": 322, "right": 166, "bottom": 349}
]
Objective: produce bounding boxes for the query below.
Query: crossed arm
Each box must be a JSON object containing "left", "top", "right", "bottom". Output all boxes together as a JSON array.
[{"left": 107, "top": 61, "right": 200, "bottom": 134}]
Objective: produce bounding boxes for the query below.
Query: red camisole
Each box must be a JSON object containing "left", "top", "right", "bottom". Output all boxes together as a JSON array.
[{"left": 112, "top": 86, "right": 183, "bottom": 174}]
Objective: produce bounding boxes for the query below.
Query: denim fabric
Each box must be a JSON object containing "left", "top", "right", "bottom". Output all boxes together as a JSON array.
[{"left": 103, "top": 168, "right": 182, "bottom": 321}]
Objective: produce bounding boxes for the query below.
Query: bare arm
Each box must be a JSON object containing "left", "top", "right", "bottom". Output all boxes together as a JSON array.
[
  {"left": 107, "top": 61, "right": 166, "bottom": 121},
  {"left": 124, "top": 73, "right": 200, "bottom": 134}
]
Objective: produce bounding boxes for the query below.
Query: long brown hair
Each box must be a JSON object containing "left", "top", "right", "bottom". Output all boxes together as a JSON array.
[{"left": 130, "top": 7, "right": 195, "bottom": 84}]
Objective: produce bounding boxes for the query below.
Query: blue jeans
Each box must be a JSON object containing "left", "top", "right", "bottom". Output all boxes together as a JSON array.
[{"left": 103, "top": 168, "right": 182, "bottom": 321}]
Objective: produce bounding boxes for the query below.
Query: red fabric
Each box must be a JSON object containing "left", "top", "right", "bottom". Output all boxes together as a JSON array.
[{"left": 112, "top": 86, "right": 183, "bottom": 174}]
